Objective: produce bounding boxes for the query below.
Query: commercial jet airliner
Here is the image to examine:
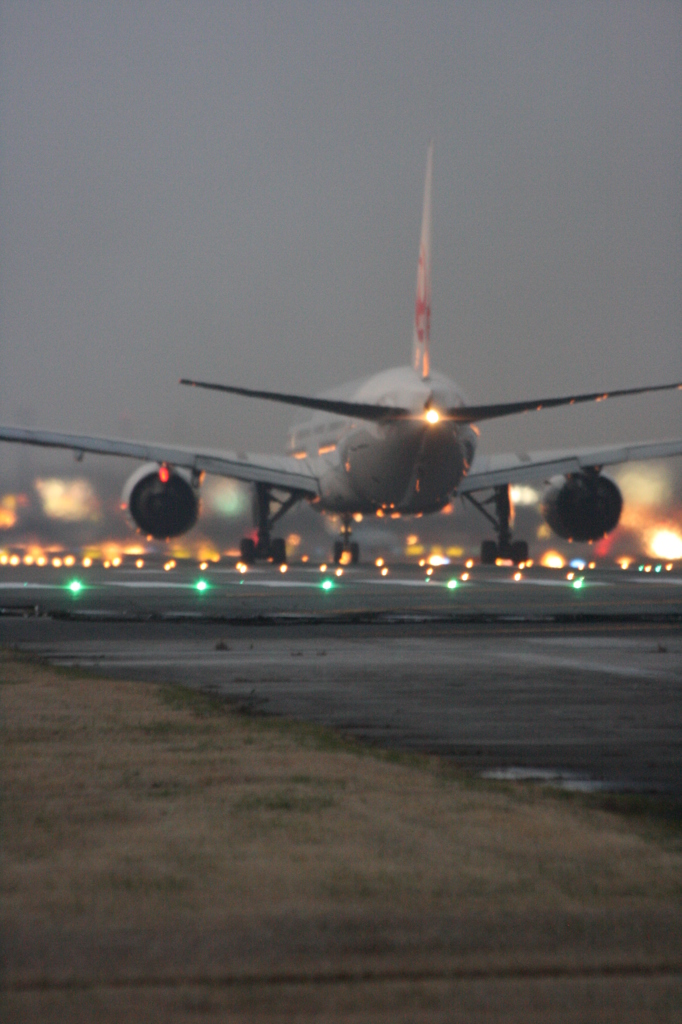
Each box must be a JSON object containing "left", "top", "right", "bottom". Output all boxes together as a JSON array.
[{"left": 1, "top": 145, "right": 681, "bottom": 565}]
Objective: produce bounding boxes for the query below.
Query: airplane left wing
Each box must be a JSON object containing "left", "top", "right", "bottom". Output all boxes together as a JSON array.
[
  {"left": 457, "top": 437, "right": 682, "bottom": 494},
  {"left": 0, "top": 425, "right": 320, "bottom": 496}
]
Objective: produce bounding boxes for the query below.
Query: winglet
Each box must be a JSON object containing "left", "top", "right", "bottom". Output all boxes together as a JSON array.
[{"left": 413, "top": 141, "right": 433, "bottom": 380}]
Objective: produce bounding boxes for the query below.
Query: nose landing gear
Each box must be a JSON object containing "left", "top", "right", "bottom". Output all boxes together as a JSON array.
[
  {"left": 464, "top": 486, "right": 529, "bottom": 565},
  {"left": 332, "top": 515, "right": 360, "bottom": 565}
]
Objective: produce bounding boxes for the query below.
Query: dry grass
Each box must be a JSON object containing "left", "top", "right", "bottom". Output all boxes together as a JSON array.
[{"left": 2, "top": 648, "right": 681, "bottom": 1021}]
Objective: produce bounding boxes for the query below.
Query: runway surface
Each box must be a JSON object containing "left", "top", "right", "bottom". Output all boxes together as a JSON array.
[{"left": 1, "top": 561, "right": 680, "bottom": 794}]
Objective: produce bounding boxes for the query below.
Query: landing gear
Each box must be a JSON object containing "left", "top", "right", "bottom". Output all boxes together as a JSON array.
[
  {"left": 332, "top": 516, "right": 360, "bottom": 565},
  {"left": 464, "top": 485, "right": 529, "bottom": 566},
  {"left": 239, "top": 483, "right": 303, "bottom": 565}
]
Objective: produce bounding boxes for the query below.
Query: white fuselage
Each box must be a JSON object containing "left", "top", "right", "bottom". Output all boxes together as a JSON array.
[{"left": 287, "top": 365, "right": 477, "bottom": 515}]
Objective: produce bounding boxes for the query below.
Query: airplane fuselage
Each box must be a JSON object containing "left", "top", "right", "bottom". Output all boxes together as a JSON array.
[{"left": 287, "top": 365, "right": 478, "bottom": 515}]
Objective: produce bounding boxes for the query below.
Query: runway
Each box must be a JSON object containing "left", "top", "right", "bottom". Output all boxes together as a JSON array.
[
  {"left": 1, "top": 561, "right": 680, "bottom": 795},
  {"left": 0, "top": 559, "right": 680, "bottom": 621}
]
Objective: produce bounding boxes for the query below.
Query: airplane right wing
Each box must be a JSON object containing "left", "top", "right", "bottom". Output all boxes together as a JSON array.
[
  {"left": 0, "top": 425, "right": 320, "bottom": 496},
  {"left": 457, "top": 437, "right": 682, "bottom": 494}
]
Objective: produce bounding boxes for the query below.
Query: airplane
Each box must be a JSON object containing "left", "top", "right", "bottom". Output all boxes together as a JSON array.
[{"left": 1, "top": 143, "right": 681, "bottom": 566}]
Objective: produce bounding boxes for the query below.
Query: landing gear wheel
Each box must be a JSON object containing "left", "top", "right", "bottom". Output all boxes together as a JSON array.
[
  {"left": 349, "top": 542, "right": 360, "bottom": 565},
  {"left": 481, "top": 540, "right": 497, "bottom": 565},
  {"left": 240, "top": 537, "right": 256, "bottom": 564},
  {"left": 509, "top": 540, "right": 528, "bottom": 565},
  {"left": 333, "top": 540, "right": 344, "bottom": 565},
  {"left": 270, "top": 538, "right": 286, "bottom": 565}
]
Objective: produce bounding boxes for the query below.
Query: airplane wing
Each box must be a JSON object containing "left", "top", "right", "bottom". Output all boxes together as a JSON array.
[
  {"left": 0, "top": 425, "right": 320, "bottom": 496},
  {"left": 457, "top": 438, "right": 682, "bottom": 494}
]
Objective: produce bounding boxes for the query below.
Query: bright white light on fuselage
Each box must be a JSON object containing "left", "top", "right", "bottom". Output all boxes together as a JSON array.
[{"left": 425, "top": 408, "right": 440, "bottom": 425}]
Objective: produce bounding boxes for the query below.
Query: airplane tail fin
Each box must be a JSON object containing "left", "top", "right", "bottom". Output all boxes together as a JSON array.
[{"left": 413, "top": 142, "right": 433, "bottom": 380}]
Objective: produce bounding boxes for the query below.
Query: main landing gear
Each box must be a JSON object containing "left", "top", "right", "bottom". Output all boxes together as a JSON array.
[
  {"left": 464, "top": 485, "right": 529, "bottom": 566},
  {"left": 239, "top": 483, "right": 302, "bottom": 566},
  {"left": 332, "top": 515, "right": 360, "bottom": 565}
]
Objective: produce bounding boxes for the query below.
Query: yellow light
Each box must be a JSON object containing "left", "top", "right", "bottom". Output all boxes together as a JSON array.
[
  {"left": 301, "top": 555, "right": 309, "bottom": 563},
  {"left": 425, "top": 408, "right": 440, "bottom": 425},
  {"left": 465, "top": 559, "right": 474, "bottom": 569},
  {"left": 200, "top": 561, "right": 208, "bottom": 570},
  {"left": 588, "top": 561, "right": 596, "bottom": 570},
  {"left": 112, "top": 557, "right": 121, "bottom": 567},
  {"left": 513, "top": 572, "right": 522, "bottom": 582},
  {"left": 103, "top": 560, "right": 111, "bottom": 569},
  {"left": 541, "top": 551, "right": 565, "bottom": 570},
  {"left": 135, "top": 558, "right": 144, "bottom": 569},
  {"left": 37, "top": 556, "right": 48, "bottom": 567},
  {"left": 461, "top": 572, "right": 469, "bottom": 581},
  {"left": 63, "top": 555, "right": 75, "bottom": 567},
  {"left": 567, "top": 572, "right": 575, "bottom": 580},
  {"left": 665, "top": 563, "right": 673, "bottom": 571},
  {"left": 381, "top": 567, "right": 389, "bottom": 576},
  {"left": 426, "top": 567, "right": 433, "bottom": 576},
  {"left": 23, "top": 555, "right": 34, "bottom": 566},
  {"left": 644, "top": 564, "right": 652, "bottom": 573},
  {"left": 418, "top": 558, "right": 426, "bottom": 567},
  {"left": 618, "top": 558, "right": 631, "bottom": 570},
  {"left": 0, "top": 553, "right": 7, "bottom": 564},
  {"left": 339, "top": 550, "right": 352, "bottom": 565},
  {"left": 335, "top": 567, "right": 343, "bottom": 577},
  {"left": 9, "top": 554, "right": 20, "bottom": 566},
  {"left": 279, "top": 563, "right": 288, "bottom": 573},
  {"left": 352, "top": 513, "right": 363, "bottom": 523},
  {"left": 375, "top": 557, "right": 384, "bottom": 567},
  {"left": 51, "top": 557, "right": 62, "bottom": 568},
  {"left": 319, "top": 563, "right": 327, "bottom": 572},
  {"left": 648, "top": 529, "right": 682, "bottom": 561},
  {"left": 406, "top": 534, "right": 418, "bottom": 546}
]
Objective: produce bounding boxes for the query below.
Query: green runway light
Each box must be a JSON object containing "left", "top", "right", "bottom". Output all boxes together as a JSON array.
[
  {"left": 321, "top": 579, "right": 333, "bottom": 591},
  {"left": 195, "top": 579, "right": 208, "bottom": 592},
  {"left": 67, "top": 579, "right": 83, "bottom": 593},
  {"left": 446, "top": 579, "right": 458, "bottom": 590},
  {"left": 572, "top": 577, "right": 584, "bottom": 589}
]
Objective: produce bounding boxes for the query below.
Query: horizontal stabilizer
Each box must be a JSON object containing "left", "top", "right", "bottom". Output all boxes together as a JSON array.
[
  {"left": 180, "top": 379, "right": 408, "bottom": 421},
  {"left": 181, "top": 377, "right": 681, "bottom": 426},
  {"left": 447, "top": 381, "right": 682, "bottom": 423}
]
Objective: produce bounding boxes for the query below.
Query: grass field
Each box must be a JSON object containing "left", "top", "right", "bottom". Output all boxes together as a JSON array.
[{"left": 2, "top": 648, "right": 681, "bottom": 1022}]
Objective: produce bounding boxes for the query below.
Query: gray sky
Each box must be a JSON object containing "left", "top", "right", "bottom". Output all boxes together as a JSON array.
[{"left": 1, "top": 0, "right": 680, "bottom": 466}]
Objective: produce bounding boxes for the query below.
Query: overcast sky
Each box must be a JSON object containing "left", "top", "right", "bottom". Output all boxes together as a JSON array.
[{"left": 1, "top": 1, "right": 680, "bottom": 467}]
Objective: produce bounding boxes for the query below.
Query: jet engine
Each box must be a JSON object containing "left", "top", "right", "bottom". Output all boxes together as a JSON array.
[
  {"left": 121, "top": 463, "right": 199, "bottom": 539},
  {"left": 541, "top": 472, "right": 622, "bottom": 543}
]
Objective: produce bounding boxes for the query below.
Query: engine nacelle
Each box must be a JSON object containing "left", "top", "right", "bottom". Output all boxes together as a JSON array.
[
  {"left": 121, "top": 463, "right": 199, "bottom": 539},
  {"left": 541, "top": 472, "right": 622, "bottom": 543}
]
